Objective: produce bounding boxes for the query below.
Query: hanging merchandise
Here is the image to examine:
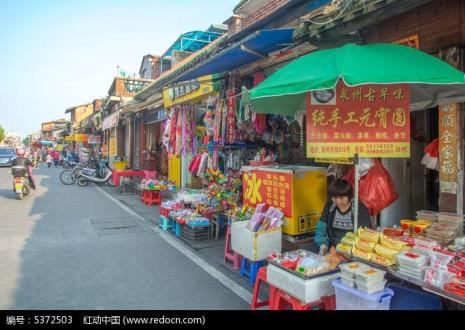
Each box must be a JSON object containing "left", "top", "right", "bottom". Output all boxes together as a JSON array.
[
  {"left": 204, "top": 109, "right": 214, "bottom": 137},
  {"left": 181, "top": 105, "right": 187, "bottom": 157},
  {"left": 253, "top": 71, "right": 267, "bottom": 134},
  {"left": 196, "top": 152, "right": 210, "bottom": 177},
  {"left": 189, "top": 153, "right": 202, "bottom": 175},
  {"left": 421, "top": 138, "right": 439, "bottom": 171},
  {"left": 162, "top": 116, "right": 171, "bottom": 152},
  {"left": 227, "top": 90, "right": 237, "bottom": 144},
  {"left": 169, "top": 108, "right": 178, "bottom": 153},
  {"left": 175, "top": 107, "right": 182, "bottom": 156},
  {"left": 358, "top": 159, "right": 399, "bottom": 216}
]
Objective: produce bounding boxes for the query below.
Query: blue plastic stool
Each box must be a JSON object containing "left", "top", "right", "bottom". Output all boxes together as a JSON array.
[
  {"left": 387, "top": 283, "right": 443, "bottom": 310},
  {"left": 240, "top": 258, "right": 266, "bottom": 287},
  {"left": 158, "top": 215, "right": 172, "bottom": 231},
  {"left": 172, "top": 221, "right": 182, "bottom": 237}
]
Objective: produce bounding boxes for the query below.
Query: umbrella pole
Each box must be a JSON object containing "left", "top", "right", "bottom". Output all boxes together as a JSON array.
[{"left": 354, "top": 154, "right": 359, "bottom": 233}]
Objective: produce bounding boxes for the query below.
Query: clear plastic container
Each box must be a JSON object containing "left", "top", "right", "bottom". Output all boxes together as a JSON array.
[
  {"left": 354, "top": 268, "right": 386, "bottom": 285},
  {"left": 355, "top": 279, "right": 387, "bottom": 294},
  {"left": 339, "top": 262, "right": 370, "bottom": 279},
  {"left": 341, "top": 274, "right": 356, "bottom": 288},
  {"left": 396, "top": 250, "right": 428, "bottom": 268},
  {"left": 332, "top": 278, "right": 394, "bottom": 310},
  {"left": 398, "top": 264, "right": 426, "bottom": 280}
]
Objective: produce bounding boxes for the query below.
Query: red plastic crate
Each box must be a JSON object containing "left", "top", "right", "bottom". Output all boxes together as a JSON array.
[{"left": 160, "top": 206, "right": 172, "bottom": 217}]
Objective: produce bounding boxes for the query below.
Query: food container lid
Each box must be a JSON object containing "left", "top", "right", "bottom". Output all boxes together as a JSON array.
[
  {"left": 339, "top": 262, "right": 369, "bottom": 273},
  {"left": 354, "top": 268, "right": 386, "bottom": 282}
]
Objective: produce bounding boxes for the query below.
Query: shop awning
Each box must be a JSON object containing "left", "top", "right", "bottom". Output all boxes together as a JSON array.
[
  {"left": 102, "top": 111, "right": 120, "bottom": 130},
  {"left": 172, "top": 28, "right": 295, "bottom": 83}
]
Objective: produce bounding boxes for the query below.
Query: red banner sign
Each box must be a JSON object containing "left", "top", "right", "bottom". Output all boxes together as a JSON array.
[
  {"left": 243, "top": 170, "right": 293, "bottom": 218},
  {"left": 306, "top": 80, "right": 411, "bottom": 158}
]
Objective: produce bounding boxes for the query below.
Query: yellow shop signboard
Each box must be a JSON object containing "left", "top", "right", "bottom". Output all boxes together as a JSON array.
[{"left": 163, "top": 74, "right": 219, "bottom": 108}]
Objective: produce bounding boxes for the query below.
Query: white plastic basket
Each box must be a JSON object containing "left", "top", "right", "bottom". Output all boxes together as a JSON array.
[{"left": 231, "top": 220, "right": 281, "bottom": 261}]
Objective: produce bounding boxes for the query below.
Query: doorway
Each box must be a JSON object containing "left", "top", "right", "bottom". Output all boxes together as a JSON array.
[{"left": 380, "top": 107, "right": 439, "bottom": 226}]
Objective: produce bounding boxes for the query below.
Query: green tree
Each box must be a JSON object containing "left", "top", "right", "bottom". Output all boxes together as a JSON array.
[
  {"left": 23, "top": 136, "right": 30, "bottom": 146},
  {"left": 0, "top": 125, "right": 5, "bottom": 143}
]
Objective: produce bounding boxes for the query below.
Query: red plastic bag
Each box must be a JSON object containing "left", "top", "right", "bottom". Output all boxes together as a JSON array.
[
  {"left": 424, "top": 138, "right": 439, "bottom": 157},
  {"left": 358, "top": 159, "right": 398, "bottom": 216}
]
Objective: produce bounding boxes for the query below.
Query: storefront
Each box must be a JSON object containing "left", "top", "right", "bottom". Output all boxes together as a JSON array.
[
  {"left": 102, "top": 110, "right": 120, "bottom": 168},
  {"left": 162, "top": 74, "right": 221, "bottom": 188},
  {"left": 140, "top": 108, "right": 168, "bottom": 174}
]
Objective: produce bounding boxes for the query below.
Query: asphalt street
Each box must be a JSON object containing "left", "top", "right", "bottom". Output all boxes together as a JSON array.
[{"left": 0, "top": 165, "right": 249, "bottom": 309}]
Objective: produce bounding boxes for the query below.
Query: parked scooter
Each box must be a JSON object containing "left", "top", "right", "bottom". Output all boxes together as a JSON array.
[
  {"left": 63, "top": 153, "right": 79, "bottom": 169},
  {"left": 11, "top": 166, "right": 31, "bottom": 200},
  {"left": 76, "top": 160, "right": 113, "bottom": 187}
]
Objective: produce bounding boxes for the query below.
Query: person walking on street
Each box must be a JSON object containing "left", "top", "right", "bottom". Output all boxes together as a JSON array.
[
  {"left": 46, "top": 153, "right": 52, "bottom": 168},
  {"left": 52, "top": 150, "right": 60, "bottom": 167}
]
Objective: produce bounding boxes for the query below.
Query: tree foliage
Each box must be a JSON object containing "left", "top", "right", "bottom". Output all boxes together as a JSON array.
[{"left": 0, "top": 125, "right": 5, "bottom": 143}]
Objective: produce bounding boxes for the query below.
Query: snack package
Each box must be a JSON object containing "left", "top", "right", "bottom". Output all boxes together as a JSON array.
[
  {"left": 296, "top": 254, "right": 331, "bottom": 276},
  {"left": 325, "top": 247, "right": 345, "bottom": 269},
  {"left": 352, "top": 247, "right": 374, "bottom": 261},
  {"left": 383, "top": 227, "right": 404, "bottom": 238},
  {"left": 430, "top": 251, "right": 454, "bottom": 271},
  {"left": 358, "top": 227, "right": 380, "bottom": 244},
  {"left": 424, "top": 267, "right": 455, "bottom": 289},
  {"left": 344, "top": 232, "right": 357, "bottom": 240},
  {"left": 341, "top": 236, "right": 356, "bottom": 247},
  {"left": 380, "top": 234, "right": 408, "bottom": 251},
  {"left": 374, "top": 244, "right": 399, "bottom": 260},
  {"left": 373, "top": 254, "right": 396, "bottom": 267},
  {"left": 355, "top": 238, "right": 376, "bottom": 253},
  {"left": 336, "top": 243, "right": 353, "bottom": 255}
]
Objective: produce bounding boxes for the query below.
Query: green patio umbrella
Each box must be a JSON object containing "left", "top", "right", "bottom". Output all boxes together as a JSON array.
[{"left": 248, "top": 43, "right": 465, "bottom": 115}]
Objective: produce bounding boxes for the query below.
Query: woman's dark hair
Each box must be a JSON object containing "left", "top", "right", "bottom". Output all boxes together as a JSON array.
[{"left": 328, "top": 178, "right": 353, "bottom": 199}]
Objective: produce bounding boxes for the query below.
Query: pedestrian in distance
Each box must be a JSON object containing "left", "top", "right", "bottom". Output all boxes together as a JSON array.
[
  {"left": 52, "top": 150, "right": 60, "bottom": 167},
  {"left": 46, "top": 153, "right": 52, "bottom": 168}
]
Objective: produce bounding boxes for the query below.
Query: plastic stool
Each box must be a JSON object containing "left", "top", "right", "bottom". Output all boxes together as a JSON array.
[
  {"left": 251, "top": 267, "right": 277, "bottom": 310},
  {"left": 224, "top": 226, "right": 241, "bottom": 269},
  {"left": 142, "top": 190, "right": 161, "bottom": 206},
  {"left": 171, "top": 221, "right": 181, "bottom": 237},
  {"left": 240, "top": 258, "right": 266, "bottom": 287},
  {"left": 271, "top": 289, "right": 326, "bottom": 311},
  {"left": 158, "top": 215, "right": 172, "bottom": 231}
]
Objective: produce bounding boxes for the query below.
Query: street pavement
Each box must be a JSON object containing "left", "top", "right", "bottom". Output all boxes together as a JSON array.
[{"left": 0, "top": 165, "right": 249, "bottom": 310}]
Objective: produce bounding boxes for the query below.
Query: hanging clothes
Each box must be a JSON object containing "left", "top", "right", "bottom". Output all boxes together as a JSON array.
[
  {"left": 175, "top": 107, "right": 182, "bottom": 156},
  {"left": 227, "top": 90, "right": 236, "bottom": 144},
  {"left": 169, "top": 108, "right": 178, "bottom": 153},
  {"left": 253, "top": 71, "right": 267, "bottom": 134}
]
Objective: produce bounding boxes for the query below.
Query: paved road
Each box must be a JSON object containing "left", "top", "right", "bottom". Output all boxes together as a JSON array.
[{"left": 0, "top": 165, "right": 248, "bottom": 309}]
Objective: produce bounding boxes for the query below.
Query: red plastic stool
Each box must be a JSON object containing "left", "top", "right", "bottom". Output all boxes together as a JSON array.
[
  {"left": 271, "top": 289, "right": 326, "bottom": 311},
  {"left": 224, "top": 225, "right": 241, "bottom": 269},
  {"left": 321, "top": 295, "right": 336, "bottom": 310},
  {"left": 251, "top": 267, "right": 277, "bottom": 310},
  {"left": 142, "top": 190, "right": 161, "bottom": 206}
]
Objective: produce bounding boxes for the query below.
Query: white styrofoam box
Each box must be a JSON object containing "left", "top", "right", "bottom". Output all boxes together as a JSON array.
[
  {"left": 231, "top": 220, "right": 282, "bottom": 261},
  {"left": 267, "top": 264, "right": 340, "bottom": 303}
]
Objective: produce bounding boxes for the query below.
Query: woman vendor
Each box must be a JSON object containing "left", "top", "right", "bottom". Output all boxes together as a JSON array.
[{"left": 315, "top": 178, "right": 372, "bottom": 255}]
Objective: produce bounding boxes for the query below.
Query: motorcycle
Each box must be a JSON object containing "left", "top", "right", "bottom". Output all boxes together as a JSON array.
[
  {"left": 63, "top": 154, "right": 79, "bottom": 169},
  {"left": 76, "top": 160, "right": 113, "bottom": 187},
  {"left": 11, "top": 166, "right": 31, "bottom": 200}
]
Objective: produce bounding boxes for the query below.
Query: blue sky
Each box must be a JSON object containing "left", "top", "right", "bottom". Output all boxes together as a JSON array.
[{"left": 0, "top": 0, "right": 237, "bottom": 137}]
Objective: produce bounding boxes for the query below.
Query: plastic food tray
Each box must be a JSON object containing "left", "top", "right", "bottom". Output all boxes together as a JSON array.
[
  {"left": 341, "top": 274, "right": 356, "bottom": 288},
  {"left": 355, "top": 280, "right": 387, "bottom": 294},
  {"left": 354, "top": 268, "right": 386, "bottom": 285},
  {"left": 268, "top": 258, "right": 341, "bottom": 281},
  {"left": 396, "top": 251, "right": 428, "bottom": 268},
  {"left": 339, "top": 262, "right": 370, "bottom": 279}
]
